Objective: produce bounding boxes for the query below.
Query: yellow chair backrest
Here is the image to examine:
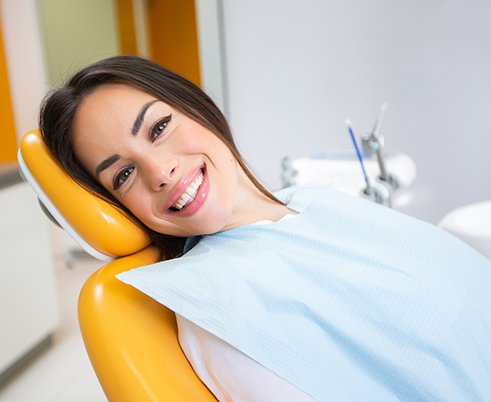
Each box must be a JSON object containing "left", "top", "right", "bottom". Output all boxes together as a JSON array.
[
  {"left": 18, "top": 129, "right": 150, "bottom": 261},
  {"left": 18, "top": 130, "right": 216, "bottom": 401}
]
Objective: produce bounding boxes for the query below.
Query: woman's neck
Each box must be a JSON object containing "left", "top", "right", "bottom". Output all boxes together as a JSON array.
[{"left": 223, "top": 169, "right": 295, "bottom": 231}]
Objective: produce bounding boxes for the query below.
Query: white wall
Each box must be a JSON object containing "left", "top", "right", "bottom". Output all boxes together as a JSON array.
[
  {"left": 0, "top": 0, "right": 48, "bottom": 139},
  {"left": 221, "top": 0, "right": 491, "bottom": 223},
  {"left": 196, "top": 0, "right": 228, "bottom": 112}
]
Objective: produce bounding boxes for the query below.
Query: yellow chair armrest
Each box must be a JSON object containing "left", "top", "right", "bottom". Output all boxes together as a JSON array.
[{"left": 79, "top": 246, "right": 217, "bottom": 401}]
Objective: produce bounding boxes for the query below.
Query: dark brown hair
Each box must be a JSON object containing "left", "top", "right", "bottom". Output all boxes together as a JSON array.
[{"left": 39, "top": 55, "right": 280, "bottom": 259}]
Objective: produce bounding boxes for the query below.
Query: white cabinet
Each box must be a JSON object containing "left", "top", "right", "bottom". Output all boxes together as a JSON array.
[{"left": 0, "top": 178, "right": 58, "bottom": 379}]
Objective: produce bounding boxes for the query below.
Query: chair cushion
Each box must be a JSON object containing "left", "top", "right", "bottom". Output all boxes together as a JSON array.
[{"left": 18, "top": 129, "right": 150, "bottom": 261}]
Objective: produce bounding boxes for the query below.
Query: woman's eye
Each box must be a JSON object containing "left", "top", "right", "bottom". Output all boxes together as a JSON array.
[
  {"left": 113, "top": 166, "right": 134, "bottom": 190},
  {"left": 150, "top": 114, "right": 172, "bottom": 141}
]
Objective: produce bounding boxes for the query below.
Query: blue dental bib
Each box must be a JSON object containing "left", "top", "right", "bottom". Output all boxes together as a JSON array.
[{"left": 118, "top": 186, "right": 491, "bottom": 401}]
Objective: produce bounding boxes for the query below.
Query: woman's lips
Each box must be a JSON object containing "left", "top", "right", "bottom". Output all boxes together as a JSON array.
[
  {"left": 165, "top": 164, "right": 209, "bottom": 216},
  {"left": 170, "top": 170, "right": 204, "bottom": 210}
]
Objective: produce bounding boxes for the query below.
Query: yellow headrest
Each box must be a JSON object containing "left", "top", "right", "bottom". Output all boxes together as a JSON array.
[{"left": 18, "top": 129, "right": 151, "bottom": 261}]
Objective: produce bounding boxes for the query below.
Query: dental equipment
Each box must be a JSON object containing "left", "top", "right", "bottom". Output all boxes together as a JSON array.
[
  {"left": 365, "top": 103, "right": 388, "bottom": 179},
  {"left": 280, "top": 106, "right": 416, "bottom": 208},
  {"left": 361, "top": 103, "right": 399, "bottom": 192},
  {"left": 345, "top": 119, "right": 386, "bottom": 205},
  {"left": 345, "top": 119, "right": 371, "bottom": 194}
]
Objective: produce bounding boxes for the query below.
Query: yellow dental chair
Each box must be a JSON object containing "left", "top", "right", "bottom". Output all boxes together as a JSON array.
[{"left": 18, "top": 130, "right": 217, "bottom": 402}]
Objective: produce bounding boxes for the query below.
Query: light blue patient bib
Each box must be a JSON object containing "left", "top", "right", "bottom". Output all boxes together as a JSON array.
[{"left": 117, "top": 186, "right": 491, "bottom": 401}]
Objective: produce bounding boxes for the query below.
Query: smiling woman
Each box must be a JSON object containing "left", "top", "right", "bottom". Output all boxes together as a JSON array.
[
  {"left": 70, "top": 83, "right": 272, "bottom": 237},
  {"left": 38, "top": 55, "right": 491, "bottom": 401},
  {"left": 40, "top": 55, "right": 287, "bottom": 256}
]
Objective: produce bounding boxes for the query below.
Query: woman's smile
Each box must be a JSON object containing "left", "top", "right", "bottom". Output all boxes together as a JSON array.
[{"left": 165, "top": 164, "right": 209, "bottom": 217}]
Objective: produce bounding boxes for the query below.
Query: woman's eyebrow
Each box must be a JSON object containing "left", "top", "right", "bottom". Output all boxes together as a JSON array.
[
  {"left": 132, "top": 99, "right": 159, "bottom": 136},
  {"left": 96, "top": 154, "right": 121, "bottom": 177}
]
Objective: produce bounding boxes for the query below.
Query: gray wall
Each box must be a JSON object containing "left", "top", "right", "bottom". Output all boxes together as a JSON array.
[{"left": 221, "top": 0, "right": 491, "bottom": 224}]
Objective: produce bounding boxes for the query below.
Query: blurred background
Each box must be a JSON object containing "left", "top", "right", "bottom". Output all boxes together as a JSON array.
[{"left": 1, "top": 0, "right": 490, "bottom": 400}]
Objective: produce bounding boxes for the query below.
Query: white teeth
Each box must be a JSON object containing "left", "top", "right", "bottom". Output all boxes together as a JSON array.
[{"left": 172, "top": 170, "right": 204, "bottom": 210}]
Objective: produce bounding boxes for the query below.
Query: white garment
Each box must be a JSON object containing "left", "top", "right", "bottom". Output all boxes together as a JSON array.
[{"left": 177, "top": 315, "right": 315, "bottom": 402}]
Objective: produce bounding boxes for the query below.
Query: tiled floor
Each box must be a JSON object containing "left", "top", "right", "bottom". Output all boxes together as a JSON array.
[{"left": 0, "top": 233, "right": 107, "bottom": 402}]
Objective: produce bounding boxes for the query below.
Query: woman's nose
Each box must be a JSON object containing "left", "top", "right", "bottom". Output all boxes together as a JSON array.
[{"left": 143, "top": 156, "right": 178, "bottom": 191}]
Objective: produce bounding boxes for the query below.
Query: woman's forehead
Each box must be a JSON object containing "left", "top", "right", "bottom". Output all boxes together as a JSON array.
[
  {"left": 84, "top": 83, "right": 158, "bottom": 107},
  {"left": 75, "top": 84, "right": 172, "bottom": 130}
]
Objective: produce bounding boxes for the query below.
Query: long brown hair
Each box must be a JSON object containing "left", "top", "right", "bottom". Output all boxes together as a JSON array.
[{"left": 39, "top": 55, "right": 281, "bottom": 259}]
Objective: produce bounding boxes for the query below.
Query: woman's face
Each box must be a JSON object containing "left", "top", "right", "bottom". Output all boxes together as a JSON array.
[{"left": 72, "top": 84, "right": 246, "bottom": 237}]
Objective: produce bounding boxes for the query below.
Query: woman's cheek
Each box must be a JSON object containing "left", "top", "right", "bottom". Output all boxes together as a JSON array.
[{"left": 124, "top": 192, "right": 153, "bottom": 222}]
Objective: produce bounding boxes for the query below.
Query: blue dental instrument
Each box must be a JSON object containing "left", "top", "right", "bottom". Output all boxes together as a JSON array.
[{"left": 345, "top": 119, "right": 372, "bottom": 195}]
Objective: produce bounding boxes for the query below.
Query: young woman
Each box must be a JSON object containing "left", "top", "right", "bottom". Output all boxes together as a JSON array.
[{"left": 40, "top": 55, "right": 491, "bottom": 401}]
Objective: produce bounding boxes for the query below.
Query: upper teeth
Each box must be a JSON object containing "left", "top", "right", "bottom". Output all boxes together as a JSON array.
[{"left": 172, "top": 170, "right": 204, "bottom": 210}]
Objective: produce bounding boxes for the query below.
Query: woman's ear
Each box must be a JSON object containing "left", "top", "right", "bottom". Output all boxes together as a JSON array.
[{"left": 18, "top": 129, "right": 151, "bottom": 261}]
